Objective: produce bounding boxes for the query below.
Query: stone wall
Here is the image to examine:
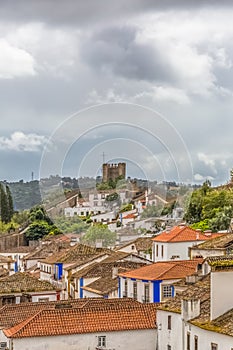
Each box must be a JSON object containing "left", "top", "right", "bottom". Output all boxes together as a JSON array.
[{"left": 0, "top": 230, "right": 26, "bottom": 251}]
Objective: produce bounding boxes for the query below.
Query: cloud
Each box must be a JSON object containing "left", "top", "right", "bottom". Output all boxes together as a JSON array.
[
  {"left": 0, "top": 1, "right": 231, "bottom": 27},
  {"left": 0, "top": 39, "right": 36, "bottom": 79},
  {"left": 198, "top": 153, "right": 215, "bottom": 167},
  {"left": 194, "top": 173, "right": 214, "bottom": 182},
  {"left": 135, "top": 86, "right": 190, "bottom": 104},
  {"left": 81, "top": 25, "right": 174, "bottom": 83},
  {"left": 0, "top": 132, "right": 47, "bottom": 152}
]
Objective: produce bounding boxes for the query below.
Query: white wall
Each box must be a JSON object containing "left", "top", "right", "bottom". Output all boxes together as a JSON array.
[
  {"left": 183, "top": 321, "right": 233, "bottom": 350},
  {"left": 91, "top": 211, "right": 116, "bottom": 223},
  {"left": 119, "top": 277, "right": 153, "bottom": 303},
  {"left": 157, "top": 304, "right": 233, "bottom": 350},
  {"left": 65, "top": 206, "right": 106, "bottom": 217},
  {"left": 153, "top": 241, "right": 205, "bottom": 262},
  {"left": 157, "top": 310, "right": 183, "bottom": 350},
  {"left": 190, "top": 248, "right": 225, "bottom": 259},
  {"left": 31, "top": 292, "right": 58, "bottom": 302},
  {"left": 5, "top": 329, "right": 157, "bottom": 350},
  {"left": 211, "top": 270, "right": 233, "bottom": 320}
]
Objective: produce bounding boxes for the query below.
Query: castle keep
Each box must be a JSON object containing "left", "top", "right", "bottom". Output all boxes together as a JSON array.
[{"left": 102, "top": 163, "right": 126, "bottom": 182}]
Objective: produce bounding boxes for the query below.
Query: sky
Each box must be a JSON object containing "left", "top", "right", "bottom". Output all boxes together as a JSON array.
[{"left": 1, "top": 0, "right": 233, "bottom": 185}]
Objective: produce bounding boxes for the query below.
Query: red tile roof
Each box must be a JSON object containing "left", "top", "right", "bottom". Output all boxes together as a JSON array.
[
  {"left": 123, "top": 213, "right": 137, "bottom": 219},
  {"left": 4, "top": 301, "right": 157, "bottom": 338},
  {"left": 152, "top": 226, "right": 223, "bottom": 243},
  {"left": 118, "top": 259, "right": 201, "bottom": 281}
]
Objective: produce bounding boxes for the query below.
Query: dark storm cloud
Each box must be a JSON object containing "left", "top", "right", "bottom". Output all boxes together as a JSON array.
[
  {"left": 0, "top": 0, "right": 232, "bottom": 26},
  {"left": 81, "top": 26, "right": 174, "bottom": 82}
]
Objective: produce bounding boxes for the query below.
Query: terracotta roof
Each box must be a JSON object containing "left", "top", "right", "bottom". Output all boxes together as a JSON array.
[
  {"left": 0, "top": 246, "right": 34, "bottom": 254},
  {"left": 123, "top": 213, "right": 137, "bottom": 219},
  {"left": 205, "top": 255, "right": 233, "bottom": 270},
  {"left": 44, "top": 243, "right": 111, "bottom": 264},
  {"left": 0, "top": 272, "right": 57, "bottom": 293},
  {"left": 152, "top": 226, "right": 223, "bottom": 243},
  {"left": 0, "top": 299, "right": 88, "bottom": 328},
  {"left": 116, "top": 237, "right": 153, "bottom": 252},
  {"left": 158, "top": 271, "right": 233, "bottom": 337},
  {"left": 82, "top": 276, "right": 118, "bottom": 295},
  {"left": 72, "top": 260, "right": 146, "bottom": 279},
  {"left": 118, "top": 260, "right": 200, "bottom": 281},
  {"left": 0, "top": 254, "right": 14, "bottom": 263},
  {"left": 157, "top": 274, "right": 210, "bottom": 314},
  {"left": 204, "top": 307, "right": 233, "bottom": 336},
  {"left": 24, "top": 241, "right": 70, "bottom": 261},
  {"left": 3, "top": 300, "right": 157, "bottom": 338},
  {"left": 192, "top": 233, "right": 233, "bottom": 250}
]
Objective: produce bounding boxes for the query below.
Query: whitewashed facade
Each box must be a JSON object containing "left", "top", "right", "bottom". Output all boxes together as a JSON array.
[{"left": 0, "top": 328, "right": 156, "bottom": 350}]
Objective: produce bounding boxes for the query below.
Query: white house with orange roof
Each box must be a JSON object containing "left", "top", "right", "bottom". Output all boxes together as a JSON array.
[
  {"left": 152, "top": 225, "right": 223, "bottom": 262},
  {"left": 118, "top": 259, "right": 201, "bottom": 303},
  {"left": 0, "top": 299, "right": 157, "bottom": 350}
]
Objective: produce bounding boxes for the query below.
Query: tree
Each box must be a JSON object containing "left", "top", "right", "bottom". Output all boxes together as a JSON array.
[
  {"left": 6, "top": 185, "right": 14, "bottom": 222},
  {"left": 82, "top": 224, "right": 116, "bottom": 247},
  {"left": 0, "top": 183, "right": 10, "bottom": 223},
  {"left": 29, "top": 206, "right": 53, "bottom": 225},
  {"left": 26, "top": 221, "right": 52, "bottom": 241},
  {"left": 141, "top": 204, "right": 163, "bottom": 218},
  {"left": 209, "top": 206, "right": 233, "bottom": 231}
]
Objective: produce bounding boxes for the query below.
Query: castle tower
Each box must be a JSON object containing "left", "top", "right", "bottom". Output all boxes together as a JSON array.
[{"left": 102, "top": 163, "right": 126, "bottom": 182}]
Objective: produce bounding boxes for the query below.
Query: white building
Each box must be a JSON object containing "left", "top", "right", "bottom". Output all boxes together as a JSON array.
[
  {"left": 157, "top": 259, "right": 233, "bottom": 350},
  {"left": 0, "top": 298, "right": 157, "bottom": 350},
  {"left": 152, "top": 225, "right": 223, "bottom": 262},
  {"left": 118, "top": 259, "right": 200, "bottom": 303},
  {"left": 190, "top": 232, "right": 233, "bottom": 259}
]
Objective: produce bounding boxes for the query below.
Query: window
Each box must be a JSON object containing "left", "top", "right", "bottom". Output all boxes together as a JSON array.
[
  {"left": 161, "top": 245, "right": 164, "bottom": 258},
  {"left": 194, "top": 335, "right": 198, "bottom": 350},
  {"left": 143, "top": 283, "right": 150, "bottom": 303},
  {"left": 211, "top": 344, "right": 218, "bottom": 350},
  {"left": 162, "top": 285, "right": 173, "bottom": 299},
  {"left": 98, "top": 336, "right": 106, "bottom": 347},
  {"left": 124, "top": 279, "right": 128, "bottom": 297},
  {"left": 168, "top": 315, "right": 171, "bottom": 330},
  {"left": 133, "top": 282, "right": 137, "bottom": 300},
  {"left": 156, "top": 244, "right": 158, "bottom": 257},
  {"left": 187, "top": 332, "right": 190, "bottom": 350}
]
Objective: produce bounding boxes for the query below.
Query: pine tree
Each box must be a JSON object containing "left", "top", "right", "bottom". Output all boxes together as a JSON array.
[
  {"left": 6, "top": 185, "right": 14, "bottom": 222},
  {"left": 0, "top": 183, "right": 9, "bottom": 223}
]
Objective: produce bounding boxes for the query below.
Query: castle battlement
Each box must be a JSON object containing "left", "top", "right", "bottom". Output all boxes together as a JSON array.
[{"left": 102, "top": 162, "right": 126, "bottom": 182}]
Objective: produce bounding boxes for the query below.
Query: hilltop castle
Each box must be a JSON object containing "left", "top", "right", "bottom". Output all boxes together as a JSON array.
[{"left": 102, "top": 163, "right": 126, "bottom": 182}]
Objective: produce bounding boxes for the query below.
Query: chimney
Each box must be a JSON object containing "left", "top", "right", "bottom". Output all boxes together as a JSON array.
[
  {"left": 112, "top": 266, "right": 118, "bottom": 279},
  {"left": 204, "top": 230, "right": 212, "bottom": 237},
  {"left": 95, "top": 239, "right": 103, "bottom": 248},
  {"left": 181, "top": 299, "right": 200, "bottom": 321}
]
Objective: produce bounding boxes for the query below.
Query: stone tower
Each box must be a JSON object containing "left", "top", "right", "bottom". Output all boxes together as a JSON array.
[{"left": 102, "top": 163, "right": 126, "bottom": 182}]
